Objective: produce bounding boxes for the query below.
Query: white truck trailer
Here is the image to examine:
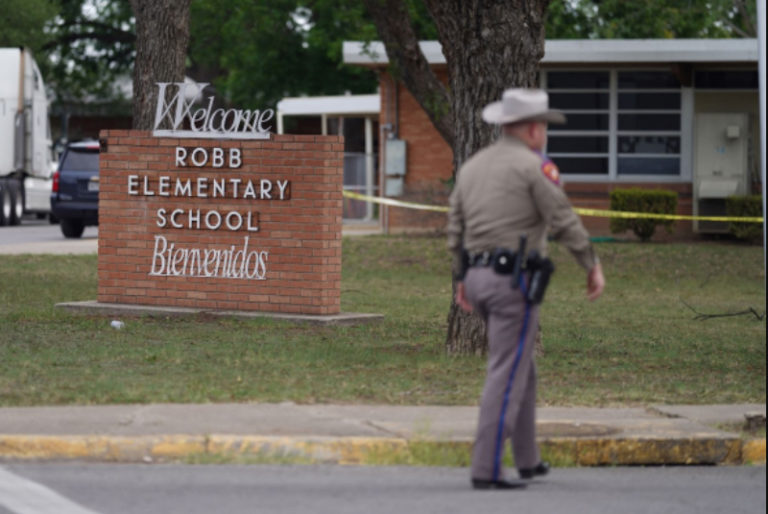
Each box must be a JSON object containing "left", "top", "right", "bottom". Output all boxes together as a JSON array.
[{"left": 0, "top": 47, "right": 54, "bottom": 226}]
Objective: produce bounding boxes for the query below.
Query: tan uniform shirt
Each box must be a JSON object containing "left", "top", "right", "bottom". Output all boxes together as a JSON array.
[{"left": 447, "top": 135, "right": 597, "bottom": 276}]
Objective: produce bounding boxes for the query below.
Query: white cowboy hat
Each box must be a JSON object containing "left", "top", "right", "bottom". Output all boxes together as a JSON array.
[{"left": 482, "top": 88, "right": 566, "bottom": 125}]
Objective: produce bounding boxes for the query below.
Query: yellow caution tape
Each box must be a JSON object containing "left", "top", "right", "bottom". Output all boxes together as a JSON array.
[
  {"left": 570, "top": 207, "right": 763, "bottom": 223},
  {"left": 343, "top": 190, "right": 764, "bottom": 223},
  {"left": 343, "top": 191, "right": 450, "bottom": 213}
]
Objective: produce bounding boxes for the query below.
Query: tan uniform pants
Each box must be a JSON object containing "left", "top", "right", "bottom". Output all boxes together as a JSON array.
[{"left": 464, "top": 266, "right": 541, "bottom": 481}]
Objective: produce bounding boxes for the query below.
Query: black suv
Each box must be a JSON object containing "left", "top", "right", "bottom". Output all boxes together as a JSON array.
[{"left": 50, "top": 141, "right": 100, "bottom": 238}]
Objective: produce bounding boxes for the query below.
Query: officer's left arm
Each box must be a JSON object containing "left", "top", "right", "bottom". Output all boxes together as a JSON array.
[
  {"left": 530, "top": 169, "right": 598, "bottom": 272},
  {"left": 587, "top": 262, "right": 605, "bottom": 301}
]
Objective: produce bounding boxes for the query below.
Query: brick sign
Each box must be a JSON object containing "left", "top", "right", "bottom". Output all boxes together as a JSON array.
[{"left": 97, "top": 130, "right": 343, "bottom": 315}]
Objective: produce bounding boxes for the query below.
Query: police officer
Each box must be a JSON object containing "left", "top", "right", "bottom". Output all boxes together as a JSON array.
[{"left": 447, "top": 88, "right": 605, "bottom": 490}]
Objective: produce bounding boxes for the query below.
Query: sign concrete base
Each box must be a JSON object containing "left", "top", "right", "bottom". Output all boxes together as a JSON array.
[{"left": 56, "top": 300, "right": 383, "bottom": 326}]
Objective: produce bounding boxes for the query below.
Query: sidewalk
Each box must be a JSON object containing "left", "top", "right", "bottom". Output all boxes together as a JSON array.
[{"left": 0, "top": 403, "right": 764, "bottom": 466}]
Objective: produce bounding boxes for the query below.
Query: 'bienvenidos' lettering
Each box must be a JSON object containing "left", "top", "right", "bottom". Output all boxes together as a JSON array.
[{"left": 149, "top": 235, "right": 268, "bottom": 280}]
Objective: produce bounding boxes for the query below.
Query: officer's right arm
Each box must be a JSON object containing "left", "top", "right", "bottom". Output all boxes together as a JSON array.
[{"left": 447, "top": 182, "right": 475, "bottom": 311}]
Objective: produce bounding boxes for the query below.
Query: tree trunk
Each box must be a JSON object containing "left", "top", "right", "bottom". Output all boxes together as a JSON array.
[
  {"left": 129, "top": 0, "right": 191, "bottom": 130},
  {"left": 364, "top": 0, "right": 548, "bottom": 355},
  {"left": 445, "top": 284, "right": 487, "bottom": 356},
  {"left": 424, "top": 0, "right": 546, "bottom": 171},
  {"left": 425, "top": 0, "right": 548, "bottom": 355}
]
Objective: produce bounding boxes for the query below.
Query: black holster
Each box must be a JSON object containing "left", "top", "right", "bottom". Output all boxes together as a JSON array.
[{"left": 525, "top": 251, "right": 555, "bottom": 305}]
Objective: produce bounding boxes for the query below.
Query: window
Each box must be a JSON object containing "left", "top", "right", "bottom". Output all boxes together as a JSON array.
[
  {"left": 618, "top": 71, "right": 681, "bottom": 89},
  {"left": 694, "top": 70, "right": 758, "bottom": 89},
  {"left": 547, "top": 71, "right": 610, "bottom": 175},
  {"left": 545, "top": 70, "right": 683, "bottom": 179},
  {"left": 616, "top": 71, "right": 681, "bottom": 176}
]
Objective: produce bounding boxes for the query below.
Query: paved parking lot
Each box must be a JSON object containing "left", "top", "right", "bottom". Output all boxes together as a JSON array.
[{"left": 0, "top": 217, "right": 97, "bottom": 254}]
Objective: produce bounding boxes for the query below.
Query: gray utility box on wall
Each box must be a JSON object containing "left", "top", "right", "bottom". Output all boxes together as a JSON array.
[
  {"left": 384, "top": 138, "right": 406, "bottom": 197},
  {"left": 693, "top": 112, "right": 750, "bottom": 233}
]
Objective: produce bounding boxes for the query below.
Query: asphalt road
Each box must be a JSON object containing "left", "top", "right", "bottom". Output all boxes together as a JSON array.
[
  {"left": 0, "top": 216, "right": 97, "bottom": 254},
  {"left": 1, "top": 464, "right": 764, "bottom": 514}
]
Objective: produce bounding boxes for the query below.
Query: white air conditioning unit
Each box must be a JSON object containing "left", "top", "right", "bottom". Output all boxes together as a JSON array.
[{"left": 693, "top": 113, "right": 749, "bottom": 233}]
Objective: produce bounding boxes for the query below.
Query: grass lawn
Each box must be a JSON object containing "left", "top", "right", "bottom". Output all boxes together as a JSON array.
[{"left": 0, "top": 236, "right": 764, "bottom": 407}]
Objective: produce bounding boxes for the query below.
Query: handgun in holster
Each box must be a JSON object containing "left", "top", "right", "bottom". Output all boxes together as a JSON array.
[
  {"left": 510, "top": 235, "right": 527, "bottom": 289},
  {"left": 525, "top": 250, "right": 555, "bottom": 305}
]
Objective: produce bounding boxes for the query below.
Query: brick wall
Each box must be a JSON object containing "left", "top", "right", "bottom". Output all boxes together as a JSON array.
[
  {"left": 97, "top": 130, "right": 343, "bottom": 315},
  {"left": 378, "top": 71, "right": 453, "bottom": 233},
  {"left": 382, "top": 183, "right": 451, "bottom": 234}
]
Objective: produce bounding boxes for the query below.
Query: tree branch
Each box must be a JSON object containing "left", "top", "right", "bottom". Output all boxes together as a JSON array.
[
  {"left": 55, "top": 19, "right": 134, "bottom": 34},
  {"left": 42, "top": 30, "right": 135, "bottom": 51},
  {"left": 362, "top": 0, "right": 454, "bottom": 147},
  {"left": 732, "top": 0, "right": 756, "bottom": 37},
  {"left": 42, "top": 18, "right": 135, "bottom": 51},
  {"left": 721, "top": 19, "right": 750, "bottom": 38},
  {"left": 680, "top": 299, "right": 765, "bottom": 321}
]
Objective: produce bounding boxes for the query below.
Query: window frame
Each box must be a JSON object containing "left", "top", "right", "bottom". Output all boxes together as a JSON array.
[{"left": 541, "top": 68, "right": 693, "bottom": 184}]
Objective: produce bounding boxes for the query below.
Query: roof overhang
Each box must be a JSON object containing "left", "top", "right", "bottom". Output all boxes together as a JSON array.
[
  {"left": 276, "top": 94, "right": 380, "bottom": 116},
  {"left": 343, "top": 39, "right": 759, "bottom": 67}
]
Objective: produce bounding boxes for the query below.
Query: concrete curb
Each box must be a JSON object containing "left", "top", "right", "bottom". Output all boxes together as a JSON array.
[
  {"left": 539, "top": 437, "right": 746, "bottom": 466},
  {"left": 742, "top": 439, "right": 767, "bottom": 464},
  {"left": 1, "top": 434, "right": 764, "bottom": 466}
]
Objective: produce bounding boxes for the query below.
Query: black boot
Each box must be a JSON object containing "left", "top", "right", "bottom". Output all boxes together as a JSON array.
[
  {"left": 472, "top": 478, "right": 527, "bottom": 490},
  {"left": 519, "top": 461, "right": 550, "bottom": 479}
]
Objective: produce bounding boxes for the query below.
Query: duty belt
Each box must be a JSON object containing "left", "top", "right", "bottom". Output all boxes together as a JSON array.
[
  {"left": 469, "top": 248, "right": 517, "bottom": 273},
  {"left": 468, "top": 236, "right": 555, "bottom": 305}
]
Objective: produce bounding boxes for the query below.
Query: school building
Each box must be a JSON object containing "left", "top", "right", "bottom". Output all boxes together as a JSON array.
[{"left": 282, "top": 39, "right": 761, "bottom": 238}]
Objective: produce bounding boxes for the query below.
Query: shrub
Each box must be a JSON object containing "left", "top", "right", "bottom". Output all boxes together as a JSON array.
[
  {"left": 726, "top": 195, "right": 763, "bottom": 242},
  {"left": 610, "top": 188, "right": 677, "bottom": 242}
]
